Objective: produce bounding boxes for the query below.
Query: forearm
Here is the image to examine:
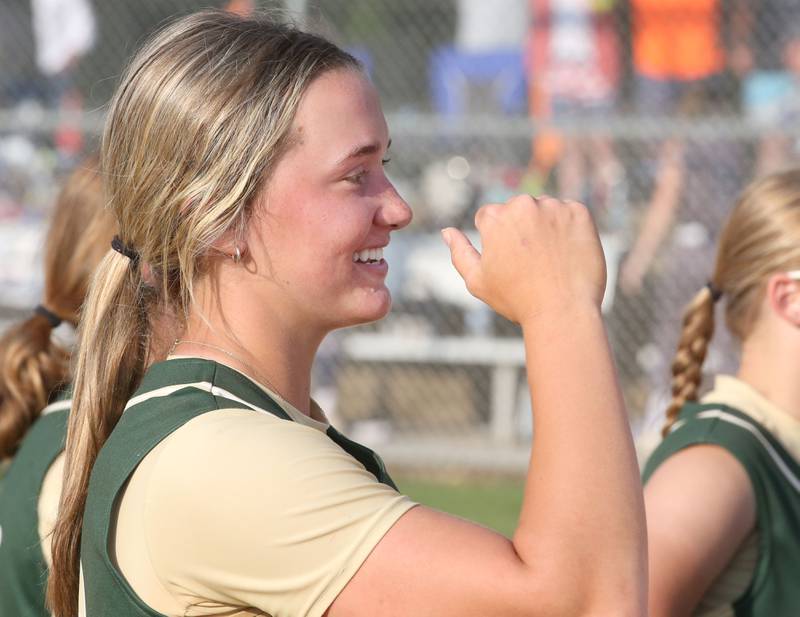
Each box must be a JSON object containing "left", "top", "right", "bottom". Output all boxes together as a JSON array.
[
  {"left": 513, "top": 306, "right": 646, "bottom": 611},
  {"left": 627, "top": 161, "right": 683, "bottom": 271}
]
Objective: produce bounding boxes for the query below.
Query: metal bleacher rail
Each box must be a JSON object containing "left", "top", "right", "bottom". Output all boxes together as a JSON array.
[{"left": 0, "top": 108, "right": 786, "bottom": 471}]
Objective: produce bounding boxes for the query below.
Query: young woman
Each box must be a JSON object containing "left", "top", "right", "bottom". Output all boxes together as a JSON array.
[
  {"left": 644, "top": 169, "right": 800, "bottom": 616},
  {"left": 48, "top": 11, "right": 646, "bottom": 617},
  {"left": 0, "top": 156, "right": 115, "bottom": 617}
]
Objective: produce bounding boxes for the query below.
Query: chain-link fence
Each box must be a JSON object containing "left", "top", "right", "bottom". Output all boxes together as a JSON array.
[{"left": 2, "top": 0, "right": 799, "bottom": 471}]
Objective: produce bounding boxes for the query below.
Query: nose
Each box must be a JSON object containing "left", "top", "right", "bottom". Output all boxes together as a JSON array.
[{"left": 375, "top": 185, "right": 413, "bottom": 230}]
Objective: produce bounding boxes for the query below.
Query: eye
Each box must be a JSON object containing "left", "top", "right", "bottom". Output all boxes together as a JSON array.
[
  {"left": 345, "top": 170, "right": 367, "bottom": 185},
  {"left": 382, "top": 157, "right": 391, "bottom": 166}
]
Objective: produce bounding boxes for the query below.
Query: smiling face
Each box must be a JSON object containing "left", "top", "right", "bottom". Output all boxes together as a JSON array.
[{"left": 244, "top": 68, "right": 412, "bottom": 334}]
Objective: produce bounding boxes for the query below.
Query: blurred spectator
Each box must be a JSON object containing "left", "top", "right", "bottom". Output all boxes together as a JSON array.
[
  {"left": 620, "top": 86, "right": 746, "bottom": 295},
  {"left": 748, "top": 24, "right": 800, "bottom": 173},
  {"left": 523, "top": 0, "right": 623, "bottom": 226},
  {"left": 619, "top": 85, "right": 743, "bottom": 414},
  {"left": 624, "top": 0, "right": 750, "bottom": 289},
  {"left": 31, "top": 0, "right": 95, "bottom": 87},
  {"left": 30, "top": 0, "right": 96, "bottom": 160},
  {"left": 630, "top": 0, "right": 728, "bottom": 113}
]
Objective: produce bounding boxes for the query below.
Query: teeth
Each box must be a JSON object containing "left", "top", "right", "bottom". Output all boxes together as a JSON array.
[{"left": 352, "top": 247, "right": 384, "bottom": 263}]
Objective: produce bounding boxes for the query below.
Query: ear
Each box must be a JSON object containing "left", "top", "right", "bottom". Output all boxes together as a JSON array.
[
  {"left": 767, "top": 273, "right": 800, "bottom": 327},
  {"left": 209, "top": 228, "right": 247, "bottom": 262}
]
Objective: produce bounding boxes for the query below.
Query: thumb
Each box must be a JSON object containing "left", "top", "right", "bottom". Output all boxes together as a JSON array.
[{"left": 442, "top": 228, "right": 482, "bottom": 290}]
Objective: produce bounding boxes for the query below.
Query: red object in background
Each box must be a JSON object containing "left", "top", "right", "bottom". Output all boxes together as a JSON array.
[
  {"left": 225, "top": 0, "right": 255, "bottom": 16},
  {"left": 54, "top": 89, "right": 84, "bottom": 158},
  {"left": 525, "top": 0, "right": 620, "bottom": 108},
  {"left": 630, "top": 0, "right": 724, "bottom": 80}
]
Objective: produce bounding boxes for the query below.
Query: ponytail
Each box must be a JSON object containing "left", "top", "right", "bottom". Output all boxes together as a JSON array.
[
  {"left": 662, "top": 285, "right": 717, "bottom": 436},
  {"left": 0, "top": 312, "right": 69, "bottom": 459},
  {"left": 0, "top": 155, "right": 110, "bottom": 461},
  {"left": 48, "top": 252, "right": 152, "bottom": 617}
]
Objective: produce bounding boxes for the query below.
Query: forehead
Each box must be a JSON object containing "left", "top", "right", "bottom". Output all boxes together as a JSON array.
[{"left": 289, "top": 69, "right": 388, "bottom": 154}]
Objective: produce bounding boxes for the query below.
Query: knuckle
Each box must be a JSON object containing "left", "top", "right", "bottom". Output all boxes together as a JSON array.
[
  {"left": 509, "top": 194, "right": 536, "bottom": 208},
  {"left": 568, "top": 200, "right": 590, "bottom": 217},
  {"left": 540, "top": 196, "right": 561, "bottom": 210},
  {"left": 476, "top": 204, "right": 499, "bottom": 224}
]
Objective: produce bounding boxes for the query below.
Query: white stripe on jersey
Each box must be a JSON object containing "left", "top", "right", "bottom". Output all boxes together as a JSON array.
[
  {"left": 41, "top": 398, "right": 72, "bottom": 415},
  {"left": 672, "top": 409, "right": 800, "bottom": 492},
  {"left": 124, "top": 381, "right": 270, "bottom": 416}
]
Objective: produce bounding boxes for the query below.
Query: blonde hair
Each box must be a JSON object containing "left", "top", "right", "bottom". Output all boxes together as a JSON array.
[
  {"left": 664, "top": 168, "right": 800, "bottom": 435},
  {"left": 0, "top": 156, "right": 113, "bottom": 460},
  {"left": 48, "top": 11, "right": 359, "bottom": 616}
]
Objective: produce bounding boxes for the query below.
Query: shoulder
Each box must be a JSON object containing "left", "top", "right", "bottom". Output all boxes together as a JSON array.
[
  {"left": 161, "top": 407, "right": 344, "bottom": 466},
  {"left": 644, "top": 404, "right": 769, "bottom": 483},
  {"left": 142, "top": 408, "right": 403, "bottom": 509}
]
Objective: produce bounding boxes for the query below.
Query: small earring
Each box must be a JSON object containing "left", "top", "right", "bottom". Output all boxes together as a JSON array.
[{"left": 232, "top": 246, "right": 242, "bottom": 264}]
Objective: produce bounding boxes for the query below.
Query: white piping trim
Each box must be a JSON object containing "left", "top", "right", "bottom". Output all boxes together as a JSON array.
[
  {"left": 41, "top": 399, "right": 71, "bottom": 416},
  {"left": 683, "top": 409, "right": 800, "bottom": 493},
  {"left": 124, "top": 381, "right": 269, "bottom": 415}
]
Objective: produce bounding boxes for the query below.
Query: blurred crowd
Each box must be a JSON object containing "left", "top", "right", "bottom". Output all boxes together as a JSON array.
[{"left": 4, "top": 0, "right": 800, "bottom": 434}]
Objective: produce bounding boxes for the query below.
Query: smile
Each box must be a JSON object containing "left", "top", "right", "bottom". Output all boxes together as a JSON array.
[{"left": 353, "top": 247, "right": 384, "bottom": 263}]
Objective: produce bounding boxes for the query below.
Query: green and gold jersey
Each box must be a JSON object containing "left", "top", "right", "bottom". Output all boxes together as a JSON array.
[
  {"left": 644, "top": 402, "right": 800, "bottom": 617},
  {"left": 81, "top": 358, "right": 412, "bottom": 617},
  {"left": 0, "top": 393, "right": 70, "bottom": 617}
]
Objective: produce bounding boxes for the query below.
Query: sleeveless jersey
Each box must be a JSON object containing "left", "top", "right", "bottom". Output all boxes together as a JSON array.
[{"left": 643, "top": 403, "right": 800, "bottom": 616}]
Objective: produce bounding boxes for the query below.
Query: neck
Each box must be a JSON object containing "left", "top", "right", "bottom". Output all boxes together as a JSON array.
[
  {"left": 179, "top": 312, "right": 323, "bottom": 418},
  {"left": 737, "top": 331, "right": 800, "bottom": 422}
]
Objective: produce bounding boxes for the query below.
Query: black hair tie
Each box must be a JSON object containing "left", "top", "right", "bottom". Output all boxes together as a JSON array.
[
  {"left": 34, "top": 304, "right": 62, "bottom": 328},
  {"left": 111, "top": 235, "right": 140, "bottom": 267},
  {"left": 706, "top": 281, "right": 723, "bottom": 303}
]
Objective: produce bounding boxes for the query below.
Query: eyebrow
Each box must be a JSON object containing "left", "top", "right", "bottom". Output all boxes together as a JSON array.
[{"left": 335, "top": 138, "right": 392, "bottom": 167}]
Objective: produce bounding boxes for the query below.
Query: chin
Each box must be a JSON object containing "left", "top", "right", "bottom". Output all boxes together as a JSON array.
[{"left": 339, "top": 290, "right": 393, "bottom": 328}]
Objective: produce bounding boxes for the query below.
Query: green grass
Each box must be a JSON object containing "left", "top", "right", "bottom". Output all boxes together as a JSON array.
[{"left": 396, "top": 475, "right": 525, "bottom": 537}]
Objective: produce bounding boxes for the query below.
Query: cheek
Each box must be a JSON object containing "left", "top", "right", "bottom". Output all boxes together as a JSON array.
[{"left": 264, "top": 190, "right": 369, "bottom": 272}]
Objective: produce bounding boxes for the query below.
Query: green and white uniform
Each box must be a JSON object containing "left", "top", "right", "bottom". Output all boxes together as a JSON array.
[
  {"left": 0, "top": 393, "right": 70, "bottom": 617},
  {"left": 80, "top": 357, "right": 414, "bottom": 617},
  {"left": 644, "top": 377, "right": 800, "bottom": 617}
]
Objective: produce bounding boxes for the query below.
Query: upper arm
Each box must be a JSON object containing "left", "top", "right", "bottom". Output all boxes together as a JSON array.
[
  {"left": 141, "top": 410, "right": 582, "bottom": 617},
  {"left": 327, "top": 506, "right": 543, "bottom": 617},
  {"left": 644, "top": 444, "right": 756, "bottom": 617}
]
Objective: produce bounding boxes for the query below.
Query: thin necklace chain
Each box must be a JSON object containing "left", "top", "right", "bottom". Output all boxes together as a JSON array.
[{"left": 170, "top": 339, "right": 285, "bottom": 400}]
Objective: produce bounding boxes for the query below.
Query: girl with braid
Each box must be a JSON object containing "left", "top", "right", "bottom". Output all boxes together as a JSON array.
[
  {"left": 0, "top": 156, "right": 115, "bottom": 617},
  {"left": 47, "top": 10, "right": 646, "bottom": 617},
  {"left": 644, "top": 169, "right": 800, "bottom": 617}
]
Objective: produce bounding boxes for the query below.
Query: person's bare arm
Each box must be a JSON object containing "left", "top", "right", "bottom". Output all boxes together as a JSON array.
[
  {"left": 328, "top": 196, "right": 646, "bottom": 617},
  {"left": 756, "top": 134, "right": 790, "bottom": 176},
  {"left": 646, "top": 445, "right": 756, "bottom": 617},
  {"left": 727, "top": 0, "right": 755, "bottom": 77},
  {"left": 620, "top": 140, "right": 685, "bottom": 294}
]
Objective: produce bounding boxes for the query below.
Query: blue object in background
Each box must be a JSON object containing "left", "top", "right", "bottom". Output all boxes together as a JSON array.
[
  {"left": 346, "top": 46, "right": 374, "bottom": 79},
  {"left": 743, "top": 71, "right": 795, "bottom": 126},
  {"left": 429, "top": 45, "right": 527, "bottom": 116}
]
